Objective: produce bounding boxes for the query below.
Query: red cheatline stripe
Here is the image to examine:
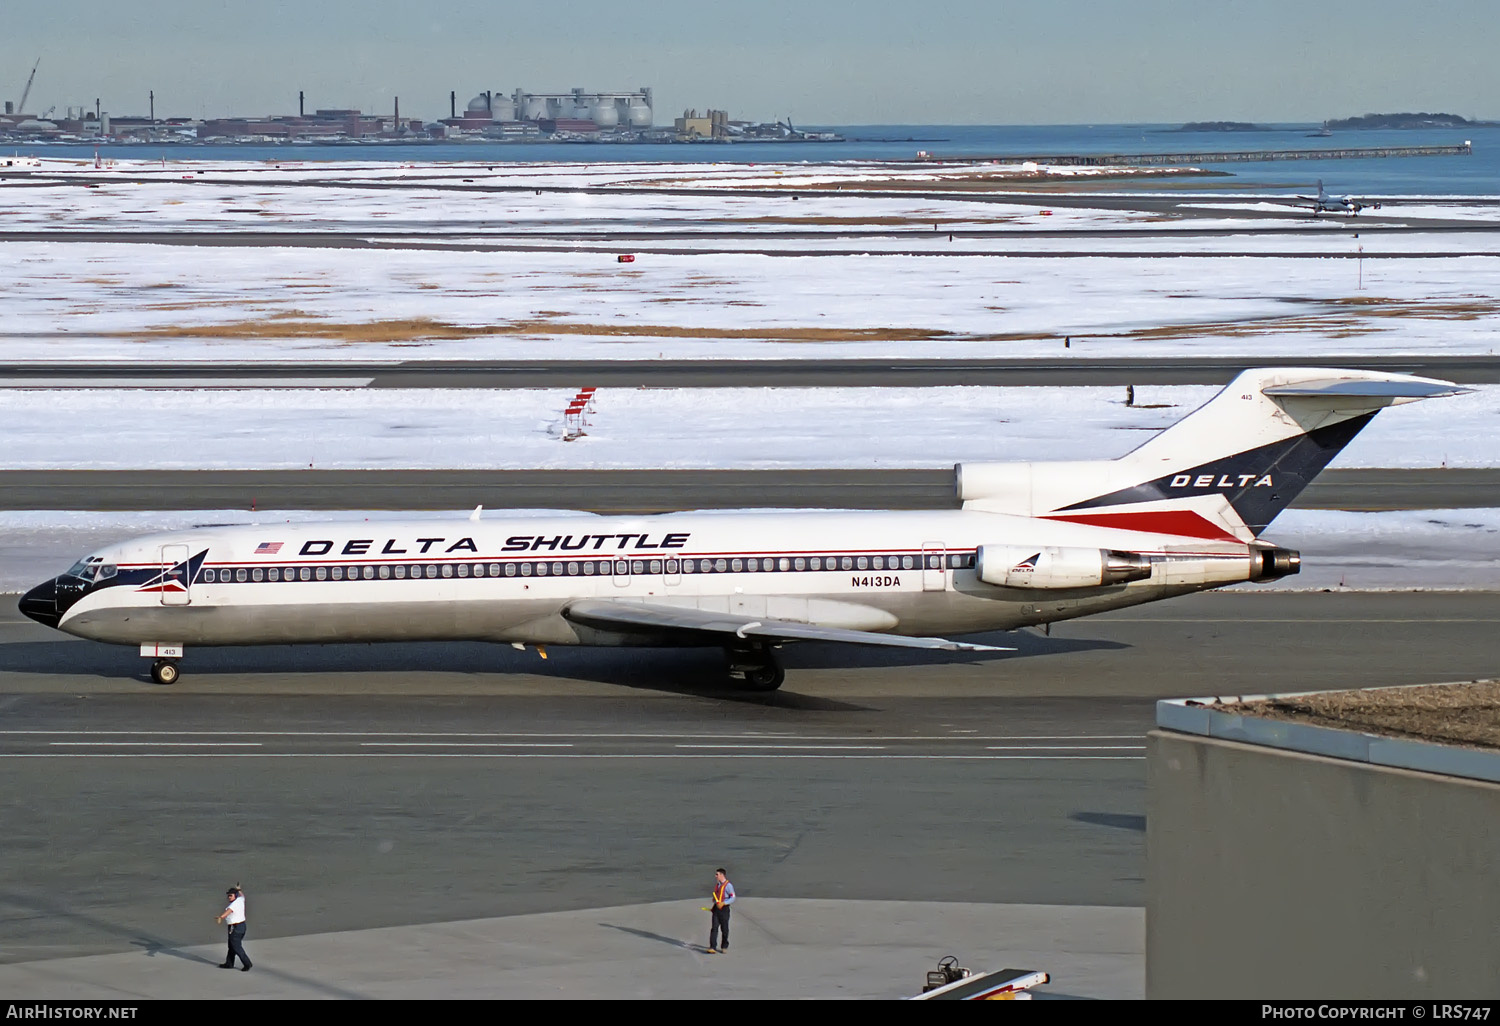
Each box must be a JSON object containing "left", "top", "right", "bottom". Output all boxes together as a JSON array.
[{"left": 1041, "top": 510, "right": 1241, "bottom": 542}]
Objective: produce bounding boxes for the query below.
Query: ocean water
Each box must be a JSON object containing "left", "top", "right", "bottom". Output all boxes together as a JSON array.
[{"left": 16, "top": 122, "right": 1499, "bottom": 195}]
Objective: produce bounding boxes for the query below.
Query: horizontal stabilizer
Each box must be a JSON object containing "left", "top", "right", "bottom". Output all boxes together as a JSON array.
[
  {"left": 1262, "top": 378, "right": 1469, "bottom": 399},
  {"left": 564, "top": 599, "right": 1011, "bottom": 652}
]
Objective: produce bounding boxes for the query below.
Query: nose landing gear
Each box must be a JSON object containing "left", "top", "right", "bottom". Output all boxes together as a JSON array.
[{"left": 141, "top": 645, "right": 185, "bottom": 685}]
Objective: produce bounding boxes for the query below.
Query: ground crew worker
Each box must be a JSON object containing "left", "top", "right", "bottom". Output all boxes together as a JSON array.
[
  {"left": 215, "top": 885, "right": 252, "bottom": 971},
  {"left": 707, "top": 868, "right": 735, "bottom": 953}
]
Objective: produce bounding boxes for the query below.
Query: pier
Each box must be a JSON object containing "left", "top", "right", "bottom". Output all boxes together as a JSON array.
[{"left": 918, "top": 142, "right": 1473, "bottom": 166}]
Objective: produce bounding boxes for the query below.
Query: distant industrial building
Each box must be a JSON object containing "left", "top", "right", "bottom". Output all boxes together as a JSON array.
[
  {"left": 198, "top": 109, "right": 423, "bottom": 142},
  {"left": 674, "top": 109, "right": 728, "bottom": 141},
  {"left": 441, "top": 87, "right": 654, "bottom": 137}
]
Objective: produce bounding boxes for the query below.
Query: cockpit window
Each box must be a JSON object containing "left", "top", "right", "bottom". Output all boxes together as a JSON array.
[
  {"left": 98, "top": 565, "right": 118, "bottom": 579},
  {"left": 64, "top": 559, "right": 96, "bottom": 581}
]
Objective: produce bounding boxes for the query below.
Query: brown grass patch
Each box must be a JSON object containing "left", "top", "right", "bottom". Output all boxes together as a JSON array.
[
  {"left": 1110, "top": 296, "right": 1500, "bottom": 342},
  {"left": 126, "top": 317, "right": 980, "bottom": 343},
  {"left": 718, "top": 215, "right": 1016, "bottom": 226},
  {"left": 1239, "top": 681, "right": 1500, "bottom": 750}
]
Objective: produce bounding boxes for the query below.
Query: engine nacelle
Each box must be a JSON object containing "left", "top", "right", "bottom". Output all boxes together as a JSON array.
[{"left": 976, "top": 545, "right": 1153, "bottom": 590}]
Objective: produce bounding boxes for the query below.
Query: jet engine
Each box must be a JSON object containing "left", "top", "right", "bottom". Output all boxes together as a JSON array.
[{"left": 976, "top": 545, "right": 1153, "bottom": 590}]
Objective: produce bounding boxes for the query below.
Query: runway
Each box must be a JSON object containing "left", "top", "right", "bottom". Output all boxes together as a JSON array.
[
  {"left": 2, "top": 590, "right": 1496, "bottom": 968},
  {"left": 0, "top": 467, "right": 1494, "bottom": 512},
  {"left": 6, "top": 354, "right": 1500, "bottom": 387}
]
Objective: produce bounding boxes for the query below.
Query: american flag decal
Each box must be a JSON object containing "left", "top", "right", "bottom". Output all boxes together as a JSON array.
[{"left": 255, "top": 542, "right": 283, "bottom": 555}]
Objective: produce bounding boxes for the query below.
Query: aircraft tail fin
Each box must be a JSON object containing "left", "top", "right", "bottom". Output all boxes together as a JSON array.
[{"left": 957, "top": 368, "right": 1465, "bottom": 540}]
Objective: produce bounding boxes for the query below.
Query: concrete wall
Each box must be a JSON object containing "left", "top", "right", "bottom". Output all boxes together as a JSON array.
[{"left": 1147, "top": 729, "right": 1500, "bottom": 999}]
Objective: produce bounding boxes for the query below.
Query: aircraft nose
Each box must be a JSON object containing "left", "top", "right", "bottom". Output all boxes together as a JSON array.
[{"left": 19, "top": 578, "right": 61, "bottom": 629}]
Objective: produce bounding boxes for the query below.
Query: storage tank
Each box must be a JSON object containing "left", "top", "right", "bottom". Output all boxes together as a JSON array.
[
  {"left": 626, "top": 100, "right": 652, "bottom": 128},
  {"left": 465, "top": 94, "right": 492, "bottom": 116},
  {"left": 489, "top": 97, "right": 516, "bottom": 121},
  {"left": 522, "top": 97, "right": 549, "bottom": 121},
  {"left": 591, "top": 100, "right": 620, "bottom": 128}
]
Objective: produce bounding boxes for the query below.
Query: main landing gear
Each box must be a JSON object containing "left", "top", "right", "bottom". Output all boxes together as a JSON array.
[
  {"left": 725, "top": 645, "right": 785, "bottom": 692},
  {"left": 150, "top": 659, "right": 180, "bottom": 685}
]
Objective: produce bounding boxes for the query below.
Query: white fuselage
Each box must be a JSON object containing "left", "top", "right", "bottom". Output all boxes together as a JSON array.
[{"left": 47, "top": 508, "right": 1264, "bottom": 649}]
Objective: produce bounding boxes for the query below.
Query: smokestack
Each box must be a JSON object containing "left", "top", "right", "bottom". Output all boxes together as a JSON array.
[
  {"left": 485, "top": 90, "right": 492, "bottom": 113},
  {"left": 450, "top": 90, "right": 456, "bottom": 118},
  {"left": 299, "top": 90, "right": 304, "bottom": 117},
  {"left": 95, "top": 97, "right": 100, "bottom": 120},
  {"left": 394, "top": 96, "right": 399, "bottom": 125},
  {"left": 149, "top": 90, "right": 154, "bottom": 125}
]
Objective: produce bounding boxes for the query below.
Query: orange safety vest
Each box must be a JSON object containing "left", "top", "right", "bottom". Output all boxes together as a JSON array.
[{"left": 712, "top": 881, "right": 727, "bottom": 907}]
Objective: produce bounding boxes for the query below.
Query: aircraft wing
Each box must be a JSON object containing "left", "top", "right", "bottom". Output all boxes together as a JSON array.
[{"left": 563, "top": 599, "right": 1012, "bottom": 652}]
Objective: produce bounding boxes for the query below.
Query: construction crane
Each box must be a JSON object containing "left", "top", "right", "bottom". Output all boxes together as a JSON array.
[{"left": 17, "top": 58, "right": 39, "bottom": 116}]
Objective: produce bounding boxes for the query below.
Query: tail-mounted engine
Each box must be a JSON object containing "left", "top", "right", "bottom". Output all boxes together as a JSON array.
[
  {"left": 1250, "top": 546, "right": 1301, "bottom": 581},
  {"left": 975, "top": 545, "right": 1153, "bottom": 590}
]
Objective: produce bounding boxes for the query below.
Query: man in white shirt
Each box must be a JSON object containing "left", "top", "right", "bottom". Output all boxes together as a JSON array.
[{"left": 214, "top": 886, "right": 252, "bottom": 971}]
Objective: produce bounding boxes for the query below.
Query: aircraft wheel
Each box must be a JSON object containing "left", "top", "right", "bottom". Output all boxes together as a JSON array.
[
  {"left": 151, "top": 659, "right": 180, "bottom": 685},
  {"left": 742, "top": 662, "right": 785, "bottom": 692}
]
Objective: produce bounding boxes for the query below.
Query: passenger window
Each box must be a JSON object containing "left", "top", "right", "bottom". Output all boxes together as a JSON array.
[
  {"left": 236, "top": 569, "right": 248, "bottom": 583},
  {"left": 489, "top": 564, "right": 501, "bottom": 576},
  {"left": 809, "top": 557, "right": 820, "bottom": 571},
  {"left": 682, "top": 560, "right": 695, "bottom": 573},
  {"left": 873, "top": 556, "right": 884, "bottom": 570},
  {"left": 582, "top": 562, "right": 595, "bottom": 575},
  {"left": 379, "top": 565, "right": 390, "bottom": 579},
  {"left": 268, "top": 568, "right": 279, "bottom": 582},
  {"left": 457, "top": 564, "right": 469, "bottom": 577},
  {"left": 649, "top": 560, "right": 661, "bottom": 574},
  {"left": 793, "top": 558, "right": 805, "bottom": 571},
  {"left": 615, "top": 560, "right": 628, "bottom": 574},
  {"left": 841, "top": 557, "right": 853, "bottom": 570},
  {"left": 438, "top": 564, "right": 450, "bottom": 578},
  {"left": 203, "top": 569, "right": 216, "bottom": 583},
  {"left": 856, "top": 557, "right": 868, "bottom": 570},
  {"left": 315, "top": 567, "right": 326, "bottom": 581},
  {"left": 551, "top": 562, "right": 563, "bottom": 576},
  {"left": 505, "top": 563, "right": 517, "bottom": 577},
  {"left": 333, "top": 566, "right": 345, "bottom": 580},
  {"left": 252, "top": 568, "right": 263, "bottom": 582},
  {"left": 394, "top": 565, "right": 406, "bottom": 579},
  {"left": 536, "top": 563, "right": 549, "bottom": 576},
  {"left": 521, "top": 563, "right": 533, "bottom": 576},
  {"left": 665, "top": 560, "right": 677, "bottom": 574},
  {"left": 715, "top": 559, "right": 727, "bottom": 573},
  {"left": 301, "top": 567, "right": 312, "bottom": 581}
]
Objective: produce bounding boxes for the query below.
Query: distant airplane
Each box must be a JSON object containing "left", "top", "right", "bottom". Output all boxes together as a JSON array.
[
  {"left": 19, "top": 368, "right": 1461, "bottom": 689},
  {"left": 1283, "top": 180, "right": 1381, "bottom": 216}
]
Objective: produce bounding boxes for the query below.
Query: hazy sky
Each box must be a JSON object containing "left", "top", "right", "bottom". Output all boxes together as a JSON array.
[{"left": 4, "top": 0, "right": 1497, "bottom": 124}]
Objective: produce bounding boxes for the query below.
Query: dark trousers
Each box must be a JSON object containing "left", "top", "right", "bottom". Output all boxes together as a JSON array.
[
  {"left": 225, "top": 923, "right": 251, "bottom": 968},
  {"left": 709, "top": 906, "right": 730, "bottom": 949}
]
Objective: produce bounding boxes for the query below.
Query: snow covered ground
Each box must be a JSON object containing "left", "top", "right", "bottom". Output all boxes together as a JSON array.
[
  {"left": 0, "top": 384, "right": 1488, "bottom": 470},
  {"left": 3, "top": 160, "right": 1495, "bottom": 590},
  {"left": 5, "top": 244, "right": 1500, "bottom": 363},
  {"left": 3, "top": 158, "right": 1498, "bottom": 363},
  {"left": 3, "top": 506, "right": 1496, "bottom": 595}
]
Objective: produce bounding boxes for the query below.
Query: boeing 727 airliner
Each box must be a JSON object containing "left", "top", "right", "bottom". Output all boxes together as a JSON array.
[{"left": 19, "top": 368, "right": 1462, "bottom": 688}]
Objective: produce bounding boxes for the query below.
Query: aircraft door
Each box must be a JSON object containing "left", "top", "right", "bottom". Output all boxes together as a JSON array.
[
  {"left": 159, "top": 543, "right": 191, "bottom": 606},
  {"left": 612, "top": 557, "right": 630, "bottom": 588},
  {"left": 921, "top": 542, "right": 946, "bottom": 592},
  {"left": 664, "top": 556, "right": 682, "bottom": 588}
]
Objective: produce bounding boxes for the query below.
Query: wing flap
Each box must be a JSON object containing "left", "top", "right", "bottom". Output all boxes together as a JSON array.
[{"left": 563, "top": 599, "right": 1011, "bottom": 653}]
